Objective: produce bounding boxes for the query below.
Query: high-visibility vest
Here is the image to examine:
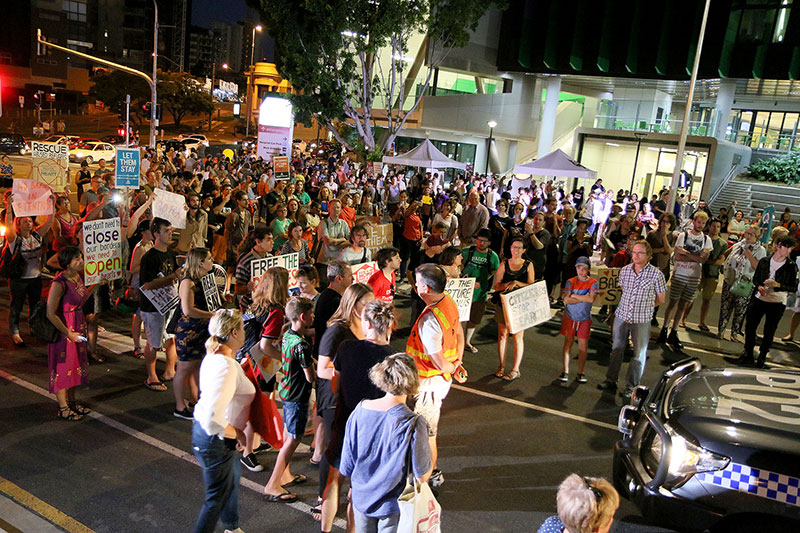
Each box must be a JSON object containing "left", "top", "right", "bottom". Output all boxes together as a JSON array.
[{"left": 406, "top": 294, "right": 460, "bottom": 380}]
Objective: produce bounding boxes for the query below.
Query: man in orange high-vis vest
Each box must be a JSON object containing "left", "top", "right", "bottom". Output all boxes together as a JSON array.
[{"left": 407, "top": 263, "right": 467, "bottom": 489}]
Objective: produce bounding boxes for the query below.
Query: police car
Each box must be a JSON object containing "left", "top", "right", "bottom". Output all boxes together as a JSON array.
[{"left": 613, "top": 358, "right": 800, "bottom": 532}]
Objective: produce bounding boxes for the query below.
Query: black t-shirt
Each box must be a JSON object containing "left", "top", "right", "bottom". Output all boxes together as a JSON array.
[
  {"left": 572, "top": 189, "right": 584, "bottom": 208},
  {"left": 334, "top": 340, "right": 394, "bottom": 410},
  {"left": 525, "top": 228, "right": 551, "bottom": 280},
  {"left": 608, "top": 229, "right": 629, "bottom": 253},
  {"left": 139, "top": 247, "right": 178, "bottom": 313},
  {"left": 653, "top": 200, "right": 667, "bottom": 216},
  {"left": 317, "top": 323, "right": 355, "bottom": 411},
  {"left": 313, "top": 288, "right": 342, "bottom": 356}
]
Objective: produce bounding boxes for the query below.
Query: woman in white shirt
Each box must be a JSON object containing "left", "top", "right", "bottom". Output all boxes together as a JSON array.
[
  {"left": 192, "top": 309, "right": 254, "bottom": 533},
  {"left": 718, "top": 226, "right": 766, "bottom": 342}
]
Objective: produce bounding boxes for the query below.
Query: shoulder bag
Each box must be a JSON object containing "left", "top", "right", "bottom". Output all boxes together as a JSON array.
[
  {"left": 31, "top": 278, "right": 64, "bottom": 344},
  {"left": 0, "top": 237, "right": 26, "bottom": 279},
  {"left": 397, "top": 415, "right": 442, "bottom": 533}
]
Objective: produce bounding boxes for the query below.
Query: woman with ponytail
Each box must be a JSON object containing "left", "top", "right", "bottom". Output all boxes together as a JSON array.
[{"left": 191, "top": 309, "right": 254, "bottom": 533}]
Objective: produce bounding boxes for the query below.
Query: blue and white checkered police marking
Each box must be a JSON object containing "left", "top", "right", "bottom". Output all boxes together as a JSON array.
[{"left": 696, "top": 462, "right": 800, "bottom": 507}]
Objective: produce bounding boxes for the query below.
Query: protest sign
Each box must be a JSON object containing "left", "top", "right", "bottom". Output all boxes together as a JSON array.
[
  {"left": 352, "top": 261, "right": 378, "bottom": 285},
  {"left": 250, "top": 252, "right": 300, "bottom": 290},
  {"left": 30, "top": 141, "right": 69, "bottom": 192},
  {"left": 152, "top": 189, "right": 187, "bottom": 229},
  {"left": 500, "top": 281, "right": 552, "bottom": 335},
  {"left": 83, "top": 218, "right": 123, "bottom": 285},
  {"left": 141, "top": 284, "right": 180, "bottom": 316},
  {"left": 11, "top": 179, "right": 53, "bottom": 217},
  {"left": 201, "top": 273, "right": 223, "bottom": 311},
  {"left": 364, "top": 223, "right": 393, "bottom": 258},
  {"left": 589, "top": 266, "right": 621, "bottom": 305},
  {"left": 445, "top": 277, "right": 476, "bottom": 322},
  {"left": 273, "top": 156, "right": 290, "bottom": 180},
  {"left": 115, "top": 148, "right": 140, "bottom": 188}
]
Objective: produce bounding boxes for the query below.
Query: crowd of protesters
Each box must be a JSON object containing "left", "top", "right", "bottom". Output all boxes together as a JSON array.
[{"left": 3, "top": 137, "right": 800, "bottom": 532}]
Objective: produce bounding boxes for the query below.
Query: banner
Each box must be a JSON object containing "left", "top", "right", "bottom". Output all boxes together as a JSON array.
[
  {"left": 500, "top": 281, "right": 551, "bottom": 335},
  {"left": 152, "top": 189, "right": 187, "bottom": 229},
  {"left": 83, "top": 217, "right": 123, "bottom": 285},
  {"left": 273, "top": 156, "right": 290, "bottom": 180},
  {"left": 201, "top": 273, "right": 223, "bottom": 311},
  {"left": 141, "top": 282, "right": 180, "bottom": 316},
  {"left": 590, "top": 266, "right": 621, "bottom": 305},
  {"left": 115, "top": 147, "right": 140, "bottom": 188},
  {"left": 365, "top": 223, "right": 393, "bottom": 259},
  {"left": 11, "top": 179, "right": 53, "bottom": 217},
  {"left": 30, "top": 141, "right": 69, "bottom": 192},
  {"left": 250, "top": 252, "right": 300, "bottom": 291},
  {"left": 445, "top": 277, "right": 476, "bottom": 322},
  {"left": 256, "top": 96, "right": 293, "bottom": 163},
  {"left": 352, "top": 261, "right": 378, "bottom": 284}
]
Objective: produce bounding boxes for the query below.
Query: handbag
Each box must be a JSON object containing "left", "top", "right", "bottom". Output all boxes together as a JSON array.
[
  {"left": 241, "top": 357, "right": 284, "bottom": 450},
  {"left": 0, "top": 238, "right": 26, "bottom": 279},
  {"left": 30, "top": 299, "right": 60, "bottom": 343},
  {"left": 730, "top": 277, "right": 754, "bottom": 298},
  {"left": 397, "top": 417, "right": 442, "bottom": 533}
]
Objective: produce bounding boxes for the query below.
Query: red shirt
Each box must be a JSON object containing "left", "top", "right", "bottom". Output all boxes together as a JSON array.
[
  {"left": 403, "top": 212, "right": 422, "bottom": 241},
  {"left": 260, "top": 307, "right": 284, "bottom": 339},
  {"left": 368, "top": 269, "right": 395, "bottom": 304},
  {"left": 341, "top": 206, "right": 356, "bottom": 229}
]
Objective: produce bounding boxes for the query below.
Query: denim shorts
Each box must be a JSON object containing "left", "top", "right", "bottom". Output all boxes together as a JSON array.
[{"left": 282, "top": 400, "right": 308, "bottom": 440}]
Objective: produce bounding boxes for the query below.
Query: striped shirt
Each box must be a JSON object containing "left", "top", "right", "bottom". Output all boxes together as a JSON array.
[{"left": 615, "top": 262, "right": 667, "bottom": 324}]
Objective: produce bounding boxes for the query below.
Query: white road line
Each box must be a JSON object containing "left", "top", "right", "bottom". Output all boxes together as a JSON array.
[
  {"left": 451, "top": 384, "right": 618, "bottom": 431},
  {"left": 0, "top": 369, "right": 343, "bottom": 530}
]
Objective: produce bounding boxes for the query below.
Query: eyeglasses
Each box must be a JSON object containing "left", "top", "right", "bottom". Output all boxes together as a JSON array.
[{"left": 583, "top": 477, "right": 603, "bottom": 502}]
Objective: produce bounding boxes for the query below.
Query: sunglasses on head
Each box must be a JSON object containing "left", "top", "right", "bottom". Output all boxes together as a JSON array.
[{"left": 583, "top": 477, "right": 603, "bottom": 502}]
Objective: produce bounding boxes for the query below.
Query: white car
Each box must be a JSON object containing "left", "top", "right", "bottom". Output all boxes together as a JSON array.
[
  {"left": 186, "top": 134, "right": 209, "bottom": 146},
  {"left": 69, "top": 142, "right": 116, "bottom": 164},
  {"left": 180, "top": 138, "right": 205, "bottom": 154}
]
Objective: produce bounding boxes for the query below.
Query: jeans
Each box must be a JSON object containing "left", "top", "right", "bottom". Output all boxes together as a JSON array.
[
  {"left": 9, "top": 277, "right": 42, "bottom": 335},
  {"left": 353, "top": 509, "right": 400, "bottom": 533},
  {"left": 744, "top": 297, "right": 786, "bottom": 362},
  {"left": 606, "top": 320, "right": 652, "bottom": 392},
  {"left": 192, "top": 421, "right": 240, "bottom": 533}
]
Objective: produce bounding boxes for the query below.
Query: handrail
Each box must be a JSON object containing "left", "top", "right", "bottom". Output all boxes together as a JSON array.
[{"left": 708, "top": 164, "right": 739, "bottom": 206}]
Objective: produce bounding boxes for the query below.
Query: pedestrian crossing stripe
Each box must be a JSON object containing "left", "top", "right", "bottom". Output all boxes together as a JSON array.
[{"left": 695, "top": 462, "right": 800, "bottom": 507}]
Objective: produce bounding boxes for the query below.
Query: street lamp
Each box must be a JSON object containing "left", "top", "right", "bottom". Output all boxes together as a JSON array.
[
  {"left": 245, "top": 24, "right": 263, "bottom": 138},
  {"left": 485, "top": 120, "right": 497, "bottom": 175},
  {"left": 209, "top": 62, "right": 229, "bottom": 131},
  {"left": 630, "top": 132, "right": 647, "bottom": 196},
  {"left": 250, "top": 25, "right": 262, "bottom": 66}
]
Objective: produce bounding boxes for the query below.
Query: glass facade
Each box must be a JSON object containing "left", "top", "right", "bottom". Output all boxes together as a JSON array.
[{"left": 725, "top": 109, "right": 800, "bottom": 150}]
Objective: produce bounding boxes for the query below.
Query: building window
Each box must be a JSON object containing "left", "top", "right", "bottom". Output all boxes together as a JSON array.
[
  {"left": 733, "top": 0, "right": 793, "bottom": 44},
  {"left": 62, "top": 0, "right": 87, "bottom": 22}
]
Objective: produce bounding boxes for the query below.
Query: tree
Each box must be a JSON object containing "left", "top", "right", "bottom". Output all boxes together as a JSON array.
[
  {"left": 254, "top": 0, "right": 505, "bottom": 157},
  {"left": 89, "top": 70, "right": 149, "bottom": 126}
]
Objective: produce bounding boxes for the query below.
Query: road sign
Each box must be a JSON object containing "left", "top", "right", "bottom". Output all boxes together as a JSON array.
[
  {"left": 18, "top": 96, "right": 24, "bottom": 108},
  {"left": 115, "top": 148, "right": 140, "bottom": 188},
  {"left": 273, "top": 156, "right": 290, "bottom": 180}
]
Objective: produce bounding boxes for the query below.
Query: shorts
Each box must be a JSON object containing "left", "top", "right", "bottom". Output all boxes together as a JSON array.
[
  {"left": 560, "top": 315, "right": 592, "bottom": 340},
  {"left": 141, "top": 308, "right": 176, "bottom": 350},
  {"left": 282, "top": 400, "right": 308, "bottom": 440},
  {"left": 668, "top": 274, "right": 701, "bottom": 303},
  {"left": 494, "top": 302, "right": 507, "bottom": 324},
  {"left": 224, "top": 248, "right": 238, "bottom": 269},
  {"left": 700, "top": 276, "right": 719, "bottom": 301},
  {"left": 413, "top": 376, "right": 451, "bottom": 438},
  {"left": 467, "top": 300, "right": 487, "bottom": 328}
]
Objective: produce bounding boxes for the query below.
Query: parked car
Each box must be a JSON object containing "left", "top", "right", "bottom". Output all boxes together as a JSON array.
[
  {"left": 101, "top": 135, "right": 126, "bottom": 145},
  {"left": 69, "top": 142, "right": 116, "bottom": 164},
  {"left": 0, "top": 133, "right": 29, "bottom": 155},
  {"left": 44, "top": 135, "right": 79, "bottom": 145},
  {"left": 613, "top": 358, "right": 800, "bottom": 532},
  {"left": 185, "top": 134, "right": 209, "bottom": 146},
  {"left": 180, "top": 137, "right": 204, "bottom": 153},
  {"left": 157, "top": 139, "right": 190, "bottom": 157},
  {"left": 69, "top": 137, "right": 102, "bottom": 150}
]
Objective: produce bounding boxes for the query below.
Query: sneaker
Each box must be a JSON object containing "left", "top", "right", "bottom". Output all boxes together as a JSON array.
[
  {"left": 173, "top": 407, "right": 193, "bottom": 420},
  {"left": 667, "top": 331, "right": 683, "bottom": 350},
  {"left": 734, "top": 353, "right": 755, "bottom": 366},
  {"left": 651, "top": 317, "right": 659, "bottom": 327},
  {"left": 429, "top": 469, "right": 444, "bottom": 488},
  {"left": 241, "top": 453, "right": 264, "bottom": 472},
  {"left": 576, "top": 373, "right": 588, "bottom": 384},
  {"left": 597, "top": 380, "right": 617, "bottom": 391},
  {"left": 656, "top": 328, "right": 668, "bottom": 344},
  {"left": 557, "top": 372, "right": 569, "bottom": 382},
  {"left": 253, "top": 442, "right": 273, "bottom": 454}
]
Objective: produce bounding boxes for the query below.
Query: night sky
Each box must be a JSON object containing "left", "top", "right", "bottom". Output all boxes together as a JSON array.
[{"left": 191, "top": 0, "right": 274, "bottom": 62}]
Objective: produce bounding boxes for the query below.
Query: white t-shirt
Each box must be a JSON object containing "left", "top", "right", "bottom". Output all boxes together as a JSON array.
[
  {"left": 193, "top": 352, "right": 255, "bottom": 438},
  {"left": 674, "top": 230, "right": 712, "bottom": 278},
  {"left": 756, "top": 257, "right": 788, "bottom": 305}
]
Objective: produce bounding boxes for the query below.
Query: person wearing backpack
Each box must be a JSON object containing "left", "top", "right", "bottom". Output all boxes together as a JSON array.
[
  {"left": 461, "top": 228, "right": 500, "bottom": 353},
  {"left": 3, "top": 194, "right": 55, "bottom": 346}
]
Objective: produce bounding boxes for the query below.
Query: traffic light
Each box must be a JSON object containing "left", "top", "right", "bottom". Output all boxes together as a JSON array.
[
  {"left": 118, "top": 124, "right": 126, "bottom": 137},
  {"left": 155, "top": 104, "right": 162, "bottom": 121},
  {"left": 142, "top": 102, "right": 151, "bottom": 118}
]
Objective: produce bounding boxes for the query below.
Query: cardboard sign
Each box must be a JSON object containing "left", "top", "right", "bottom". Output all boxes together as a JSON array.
[
  {"left": 250, "top": 252, "right": 300, "bottom": 291},
  {"left": 115, "top": 148, "right": 140, "bottom": 188},
  {"left": 30, "top": 141, "right": 69, "bottom": 192},
  {"left": 352, "top": 261, "right": 378, "bottom": 284},
  {"left": 201, "top": 273, "right": 222, "bottom": 311},
  {"left": 500, "top": 281, "right": 551, "bottom": 335},
  {"left": 445, "top": 277, "right": 476, "bottom": 322},
  {"left": 364, "top": 223, "right": 393, "bottom": 259},
  {"left": 273, "top": 156, "right": 290, "bottom": 180},
  {"left": 141, "top": 281, "right": 180, "bottom": 316},
  {"left": 590, "top": 266, "right": 621, "bottom": 305},
  {"left": 152, "top": 189, "right": 187, "bottom": 229},
  {"left": 11, "top": 179, "right": 53, "bottom": 217},
  {"left": 83, "top": 217, "right": 123, "bottom": 285}
]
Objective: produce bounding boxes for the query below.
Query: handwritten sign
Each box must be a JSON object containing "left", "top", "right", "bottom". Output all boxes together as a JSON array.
[
  {"left": 141, "top": 281, "right": 180, "bottom": 316},
  {"left": 250, "top": 252, "right": 300, "bottom": 291},
  {"left": 30, "top": 141, "right": 69, "bottom": 192},
  {"left": 351, "top": 261, "right": 378, "bottom": 284},
  {"left": 500, "top": 281, "right": 551, "bottom": 335},
  {"left": 445, "top": 277, "right": 476, "bottom": 322},
  {"left": 83, "top": 218, "right": 123, "bottom": 285},
  {"left": 11, "top": 179, "right": 53, "bottom": 217},
  {"left": 590, "top": 266, "right": 621, "bottom": 305},
  {"left": 364, "top": 223, "right": 393, "bottom": 259},
  {"left": 152, "top": 189, "right": 187, "bottom": 229},
  {"left": 201, "top": 273, "right": 223, "bottom": 311},
  {"left": 115, "top": 147, "right": 140, "bottom": 188}
]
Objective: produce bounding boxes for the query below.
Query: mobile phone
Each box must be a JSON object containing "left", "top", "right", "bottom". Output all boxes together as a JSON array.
[
  {"left": 77, "top": 335, "right": 88, "bottom": 342},
  {"left": 112, "top": 193, "right": 124, "bottom": 204}
]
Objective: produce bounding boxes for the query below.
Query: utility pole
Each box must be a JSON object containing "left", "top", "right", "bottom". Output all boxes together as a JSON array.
[
  {"left": 209, "top": 58, "right": 215, "bottom": 132},
  {"left": 125, "top": 94, "right": 130, "bottom": 147},
  {"left": 151, "top": 0, "right": 159, "bottom": 148}
]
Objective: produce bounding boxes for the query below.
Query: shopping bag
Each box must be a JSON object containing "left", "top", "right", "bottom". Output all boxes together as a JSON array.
[
  {"left": 241, "top": 358, "right": 284, "bottom": 449},
  {"left": 397, "top": 476, "right": 441, "bottom": 533}
]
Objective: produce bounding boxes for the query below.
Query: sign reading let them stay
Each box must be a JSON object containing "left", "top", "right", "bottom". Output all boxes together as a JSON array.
[
  {"left": 83, "top": 217, "right": 123, "bottom": 285},
  {"left": 30, "top": 141, "right": 69, "bottom": 192},
  {"left": 364, "top": 223, "right": 393, "bottom": 259},
  {"left": 445, "top": 277, "right": 476, "bottom": 322},
  {"left": 115, "top": 148, "right": 140, "bottom": 188},
  {"left": 250, "top": 252, "right": 300, "bottom": 291},
  {"left": 11, "top": 179, "right": 53, "bottom": 217},
  {"left": 500, "top": 281, "right": 552, "bottom": 335}
]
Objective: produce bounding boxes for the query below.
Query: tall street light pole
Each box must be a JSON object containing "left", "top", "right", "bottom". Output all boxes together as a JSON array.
[
  {"left": 629, "top": 132, "right": 647, "bottom": 195},
  {"left": 151, "top": 0, "right": 158, "bottom": 148},
  {"left": 245, "top": 24, "right": 262, "bottom": 138},
  {"left": 485, "top": 120, "right": 497, "bottom": 176}
]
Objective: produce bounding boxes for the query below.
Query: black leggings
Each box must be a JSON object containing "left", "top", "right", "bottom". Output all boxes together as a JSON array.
[
  {"left": 399, "top": 237, "right": 419, "bottom": 280},
  {"left": 317, "top": 407, "right": 336, "bottom": 498},
  {"left": 9, "top": 277, "right": 42, "bottom": 335}
]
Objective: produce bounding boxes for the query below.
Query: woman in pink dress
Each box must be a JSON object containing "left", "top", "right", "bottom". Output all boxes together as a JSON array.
[
  {"left": 52, "top": 196, "right": 78, "bottom": 251},
  {"left": 46, "top": 246, "right": 97, "bottom": 421}
]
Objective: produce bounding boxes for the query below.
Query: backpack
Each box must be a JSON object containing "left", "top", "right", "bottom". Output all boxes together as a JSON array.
[{"left": 464, "top": 246, "right": 496, "bottom": 278}]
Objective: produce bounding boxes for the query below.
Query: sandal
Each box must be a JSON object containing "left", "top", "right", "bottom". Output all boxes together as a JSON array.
[
  {"left": 69, "top": 403, "right": 91, "bottom": 415},
  {"left": 132, "top": 348, "right": 145, "bottom": 359},
  {"left": 502, "top": 370, "right": 521, "bottom": 381},
  {"left": 263, "top": 491, "right": 297, "bottom": 503},
  {"left": 89, "top": 352, "right": 105, "bottom": 364},
  {"left": 57, "top": 406, "right": 84, "bottom": 421},
  {"left": 494, "top": 366, "right": 505, "bottom": 378},
  {"left": 698, "top": 324, "right": 710, "bottom": 332},
  {"left": 465, "top": 344, "right": 478, "bottom": 353},
  {"left": 282, "top": 474, "right": 307, "bottom": 488},
  {"left": 144, "top": 379, "right": 167, "bottom": 391}
]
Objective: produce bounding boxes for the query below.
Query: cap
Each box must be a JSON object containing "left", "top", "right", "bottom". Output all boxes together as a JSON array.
[{"left": 576, "top": 256, "right": 591, "bottom": 267}]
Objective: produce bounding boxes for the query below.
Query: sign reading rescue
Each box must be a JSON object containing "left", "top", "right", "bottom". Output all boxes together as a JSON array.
[{"left": 30, "top": 141, "right": 69, "bottom": 192}]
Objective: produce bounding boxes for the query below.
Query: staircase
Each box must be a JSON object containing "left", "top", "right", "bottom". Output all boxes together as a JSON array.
[
  {"left": 710, "top": 180, "right": 752, "bottom": 217},
  {"left": 710, "top": 178, "right": 800, "bottom": 220}
]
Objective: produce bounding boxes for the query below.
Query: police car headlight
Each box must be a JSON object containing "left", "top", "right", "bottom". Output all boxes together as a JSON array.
[{"left": 647, "top": 425, "right": 729, "bottom": 486}]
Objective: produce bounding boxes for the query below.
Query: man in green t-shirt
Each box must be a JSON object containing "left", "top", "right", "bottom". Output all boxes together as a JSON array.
[{"left": 461, "top": 228, "right": 500, "bottom": 353}]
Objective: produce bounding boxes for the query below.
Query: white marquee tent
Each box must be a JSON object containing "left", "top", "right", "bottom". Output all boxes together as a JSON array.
[
  {"left": 509, "top": 149, "right": 598, "bottom": 197},
  {"left": 382, "top": 139, "right": 467, "bottom": 170}
]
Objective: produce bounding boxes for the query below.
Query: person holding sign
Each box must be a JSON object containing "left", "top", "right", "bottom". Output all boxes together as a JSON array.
[
  {"left": 173, "top": 248, "right": 218, "bottom": 420},
  {"left": 559, "top": 257, "right": 598, "bottom": 384},
  {"left": 492, "top": 237, "right": 535, "bottom": 381}
]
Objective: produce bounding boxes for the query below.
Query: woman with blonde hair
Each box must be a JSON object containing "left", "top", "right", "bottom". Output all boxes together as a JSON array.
[
  {"left": 192, "top": 309, "right": 254, "bottom": 533},
  {"left": 173, "top": 247, "right": 217, "bottom": 420},
  {"left": 537, "top": 474, "right": 619, "bottom": 533},
  {"left": 318, "top": 186, "right": 332, "bottom": 217}
]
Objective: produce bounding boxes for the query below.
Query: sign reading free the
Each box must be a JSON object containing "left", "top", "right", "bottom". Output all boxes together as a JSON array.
[{"left": 250, "top": 252, "right": 301, "bottom": 291}]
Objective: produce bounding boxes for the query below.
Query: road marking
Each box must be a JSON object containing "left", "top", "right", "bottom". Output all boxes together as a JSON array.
[
  {"left": 451, "top": 384, "right": 618, "bottom": 431},
  {"left": 0, "top": 476, "right": 94, "bottom": 533},
  {"left": 0, "top": 370, "right": 344, "bottom": 530}
]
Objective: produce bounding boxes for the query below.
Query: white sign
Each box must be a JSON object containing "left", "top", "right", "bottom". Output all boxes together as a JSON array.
[
  {"left": 445, "top": 277, "right": 476, "bottom": 322},
  {"left": 82, "top": 218, "right": 123, "bottom": 285},
  {"left": 201, "top": 273, "right": 223, "bottom": 311},
  {"left": 30, "top": 141, "right": 69, "bottom": 192},
  {"left": 11, "top": 179, "right": 53, "bottom": 217},
  {"left": 500, "top": 281, "right": 551, "bottom": 335},
  {"left": 256, "top": 96, "right": 293, "bottom": 163},
  {"left": 352, "top": 261, "right": 378, "bottom": 285},
  {"left": 250, "top": 252, "right": 300, "bottom": 291},
  {"left": 152, "top": 189, "right": 187, "bottom": 229},
  {"left": 141, "top": 282, "right": 180, "bottom": 316},
  {"left": 219, "top": 80, "right": 238, "bottom": 94}
]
